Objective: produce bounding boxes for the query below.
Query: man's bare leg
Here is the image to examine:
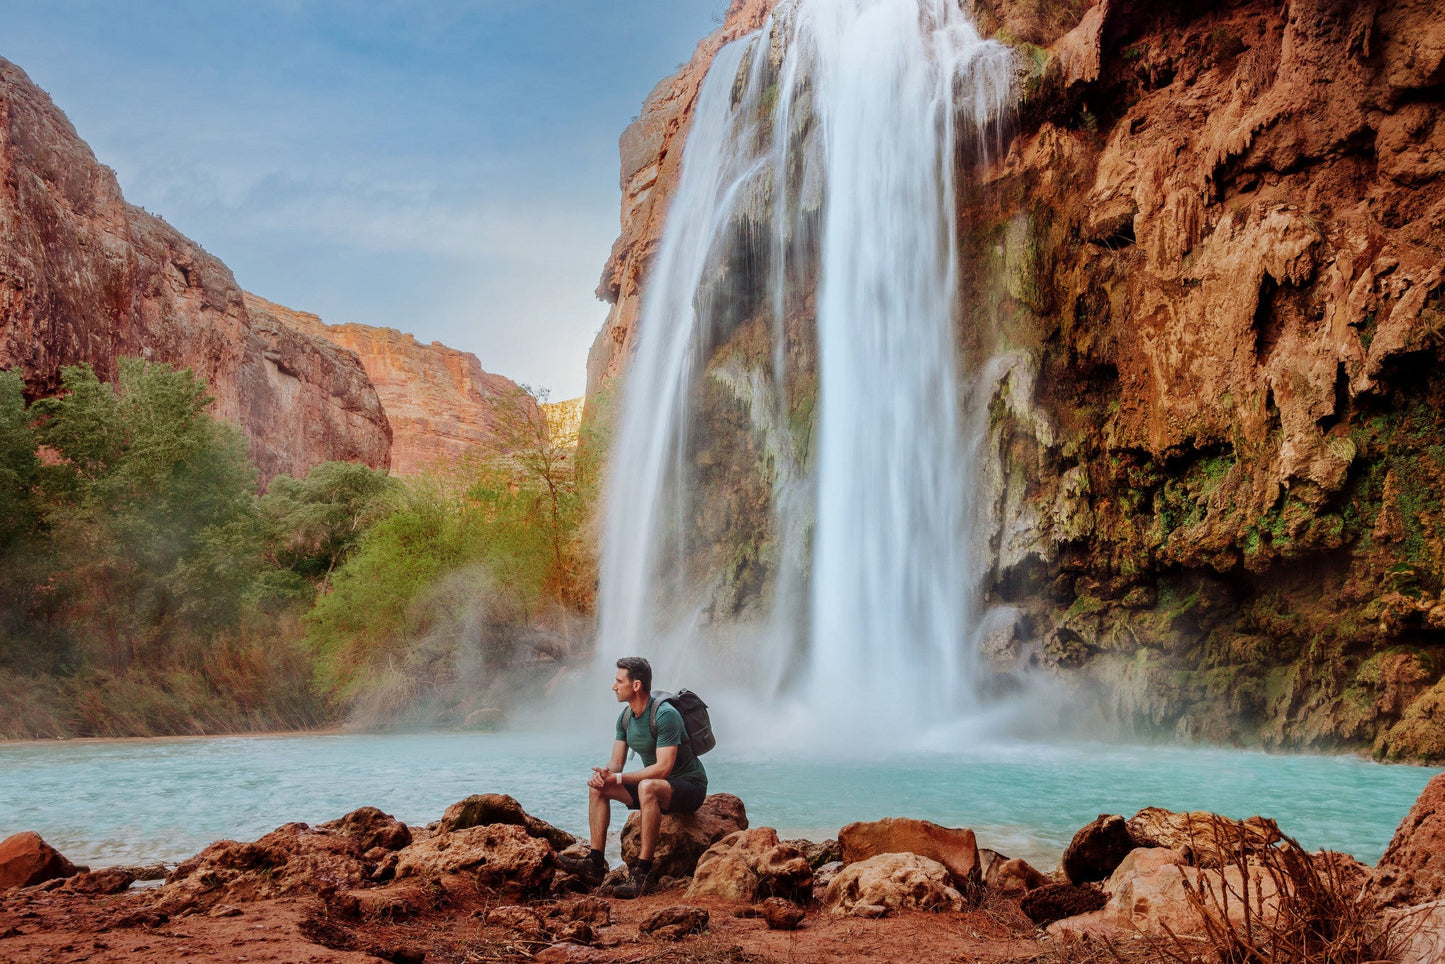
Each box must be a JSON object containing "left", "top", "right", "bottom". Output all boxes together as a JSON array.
[
  {"left": 635, "top": 778, "right": 675, "bottom": 861},
  {"left": 588, "top": 782, "right": 632, "bottom": 852}
]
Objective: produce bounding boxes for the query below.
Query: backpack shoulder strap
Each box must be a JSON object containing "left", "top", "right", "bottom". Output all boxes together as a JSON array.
[{"left": 648, "top": 696, "right": 659, "bottom": 740}]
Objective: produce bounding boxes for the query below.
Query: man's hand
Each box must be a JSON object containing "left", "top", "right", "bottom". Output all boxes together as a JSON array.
[{"left": 589, "top": 767, "right": 617, "bottom": 790}]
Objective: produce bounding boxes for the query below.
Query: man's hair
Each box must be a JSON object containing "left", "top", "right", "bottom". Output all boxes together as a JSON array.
[{"left": 616, "top": 657, "right": 652, "bottom": 694}]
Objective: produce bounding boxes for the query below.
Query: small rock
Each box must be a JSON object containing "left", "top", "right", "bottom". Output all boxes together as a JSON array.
[
  {"left": 760, "top": 896, "right": 805, "bottom": 930},
  {"left": 1062, "top": 815, "right": 1137, "bottom": 884},
  {"left": 552, "top": 920, "right": 595, "bottom": 945},
  {"left": 1020, "top": 882, "right": 1108, "bottom": 926},
  {"left": 114, "top": 863, "right": 169, "bottom": 881},
  {"left": 534, "top": 945, "right": 609, "bottom": 963},
  {"left": 990, "top": 857, "right": 1049, "bottom": 896},
  {"left": 783, "top": 837, "right": 841, "bottom": 868},
  {"left": 59, "top": 868, "right": 135, "bottom": 895},
  {"left": 639, "top": 904, "right": 709, "bottom": 941},
  {"left": 208, "top": 904, "right": 243, "bottom": 918},
  {"left": 437, "top": 793, "right": 575, "bottom": 851},
  {"left": 548, "top": 895, "right": 611, "bottom": 925},
  {"left": 487, "top": 905, "right": 548, "bottom": 939}
]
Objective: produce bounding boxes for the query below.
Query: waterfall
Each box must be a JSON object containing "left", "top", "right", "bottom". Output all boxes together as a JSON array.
[{"left": 596, "top": 0, "right": 1015, "bottom": 741}]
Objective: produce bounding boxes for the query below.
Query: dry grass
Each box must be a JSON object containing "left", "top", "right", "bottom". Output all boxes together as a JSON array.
[{"left": 1117, "top": 822, "right": 1410, "bottom": 964}]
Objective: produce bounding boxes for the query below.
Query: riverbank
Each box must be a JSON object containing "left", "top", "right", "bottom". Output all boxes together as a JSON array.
[{"left": 3, "top": 774, "right": 1443, "bottom": 964}]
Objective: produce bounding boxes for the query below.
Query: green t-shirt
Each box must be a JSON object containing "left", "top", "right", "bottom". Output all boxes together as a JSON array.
[{"left": 615, "top": 698, "right": 707, "bottom": 788}]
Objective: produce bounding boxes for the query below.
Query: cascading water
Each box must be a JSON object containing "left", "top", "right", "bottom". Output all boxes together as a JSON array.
[{"left": 596, "top": 0, "right": 1015, "bottom": 742}]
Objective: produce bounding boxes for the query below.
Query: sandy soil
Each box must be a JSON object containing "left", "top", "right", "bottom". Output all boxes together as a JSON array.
[{"left": 0, "top": 875, "right": 1114, "bottom": 964}]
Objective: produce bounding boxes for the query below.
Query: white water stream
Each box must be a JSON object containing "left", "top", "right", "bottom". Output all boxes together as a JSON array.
[{"left": 596, "top": 0, "right": 1014, "bottom": 737}]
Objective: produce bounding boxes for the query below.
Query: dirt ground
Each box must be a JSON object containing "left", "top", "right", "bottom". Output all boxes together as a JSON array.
[{"left": 0, "top": 874, "right": 1160, "bottom": 964}]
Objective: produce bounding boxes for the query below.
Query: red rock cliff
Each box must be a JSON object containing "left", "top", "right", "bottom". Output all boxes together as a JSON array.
[
  {"left": 247, "top": 294, "right": 538, "bottom": 476},
  {"left": 0, "top": 57, "right": 391, "bottom": 481}
]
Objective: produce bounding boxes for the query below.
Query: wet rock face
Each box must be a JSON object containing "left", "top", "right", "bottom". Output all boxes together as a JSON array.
[
  {"left": 1375, "top": 772, "right": 1445, "bottom": 906},
  {"left": 968, "top": 0, "right": 1445, "bottom": 757},
  {"left": 0, "top": 58, "right": 390, "bottom": 482}
]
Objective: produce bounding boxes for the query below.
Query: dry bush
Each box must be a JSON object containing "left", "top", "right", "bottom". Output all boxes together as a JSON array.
[{"left": 1121, "top": 821, "right": 1409, "bottom": 964}]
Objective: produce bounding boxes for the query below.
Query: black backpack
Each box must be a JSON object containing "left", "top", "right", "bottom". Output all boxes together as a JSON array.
[{"left": 621, "top": 689, "right": 716, "bottom": 756}]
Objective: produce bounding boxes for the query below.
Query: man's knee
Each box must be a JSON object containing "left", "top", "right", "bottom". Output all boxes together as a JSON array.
[{"left": 637, "top": 778, "right": 669, "bottom": 807}]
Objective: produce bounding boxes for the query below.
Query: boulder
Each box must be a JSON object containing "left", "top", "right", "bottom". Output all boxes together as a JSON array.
[
  {"left": 321, "top": 806, "right": 412, "bottom": 852},
  {"left": 639, "top": 904, "right": 709, "bottom": 941},
  {"left": 824, "top": 853, "right": 963, "bottom": 918},
  {"left": 1020, "top": 882, "right": 1108, "bottom": 926},
  {"left": 760, "top": 896, "right": 806, "bottom": 930},
  {"left": 838, "top": 817, "right": 980, "bottom": 888},
  {"left": 1127, "top": 807, "right": 1280, "bottom": 868},
  {"left": 1389, "top": 899, "right": 1445, "bottom": 964},
  {"left": 439, "top": 793, "right": 576, "bottom": 851},
  {"left": 156, "top": 822, "right": 369, "bottom": 915},
  {"left": 621, "top": 792, "right": 747, "bottom": 878},
  {"left": 1375, "top": 772, "right": 1445, "bottom": 905},
  {"left": 394, "top": 823, "right": 555, "bottom": 897},
  {"left": 686, "top": 827, "right": 812, "bottom": 903},
  {"left": 989, "top": 857, "right": 1050, "bottom": 897},
  {"left": 0, "top": 832, "right": 83, "bottom": 891},
  {"left": 1062, "top": 814, "right": 1138, "bottom": 883},
  {"left": 1049, "top": 846, "right": 1282, "bottom": 941}
]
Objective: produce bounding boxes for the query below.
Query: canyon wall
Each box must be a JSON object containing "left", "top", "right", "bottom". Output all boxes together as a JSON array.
[
  {"left": 0, "top": 58, "right": 391, "bottom": 481},
  {"left": 588, "top": 0, "right": 1445, "bottom": 760},
  {"left": 246, "top": 294, "right": 538, "bottom": 476}
]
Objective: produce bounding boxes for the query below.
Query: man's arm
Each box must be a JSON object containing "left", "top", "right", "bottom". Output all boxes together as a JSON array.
[
  {"left": 594, "top": 743, "right": 677, "bottom": 788},
  {"left": 589, "top": 740, "right": 629, "bottom": 789}
]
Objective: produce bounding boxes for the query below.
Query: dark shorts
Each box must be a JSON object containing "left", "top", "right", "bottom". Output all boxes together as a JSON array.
[{"left": 624, "top": 777, "right": 707, "bottom": 815}]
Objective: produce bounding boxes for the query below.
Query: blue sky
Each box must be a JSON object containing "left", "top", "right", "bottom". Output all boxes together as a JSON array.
[{"left": 4, "top": 1, "right": 731, "bottom": 399}]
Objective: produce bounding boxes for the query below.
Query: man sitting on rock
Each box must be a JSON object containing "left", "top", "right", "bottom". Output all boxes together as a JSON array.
[{"left": 558, "top": 656, "right": 707, "bottom": 898}]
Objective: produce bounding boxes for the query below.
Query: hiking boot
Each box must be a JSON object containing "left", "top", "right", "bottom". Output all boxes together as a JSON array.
[
  {"left": 611, "top": 867, "right": 658, "bottom": 899},
  {"left": 557, "top": 850, "right": 607, "bottom": 887}
]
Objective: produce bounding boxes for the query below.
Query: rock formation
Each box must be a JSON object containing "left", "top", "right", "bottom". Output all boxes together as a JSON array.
[
  {"left": 587, "top": 0, "right": 1445, "bottom": 760},
  {"left": 0, "top": 58, "right": 391, "bottom": 481},
  {"left": 245, "top": 294, "right": 538, "bottom": 476}
]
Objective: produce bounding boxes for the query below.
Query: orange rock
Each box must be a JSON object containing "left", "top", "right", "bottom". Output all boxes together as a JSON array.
[
  {"left": 838, "top": 817, "right": 980, "bottom": 887},
  {"left": 0, "top": 832, "right": 82, "bottom": 891},
  {"left": 1376, "top": 772, "right": 1445, "bottom": 906},
  {"left": 825, "top": 853, "right": 963, "bottom": 918}
]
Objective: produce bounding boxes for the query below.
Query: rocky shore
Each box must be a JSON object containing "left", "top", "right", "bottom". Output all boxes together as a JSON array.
[{"left": 3, "top": 774, "right": 1443, "bottom": 963}]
